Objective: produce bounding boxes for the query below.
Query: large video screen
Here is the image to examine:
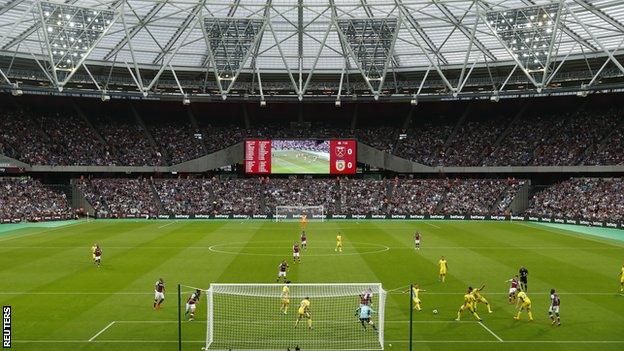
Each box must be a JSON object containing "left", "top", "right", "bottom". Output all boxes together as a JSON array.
[{"left": 245, "top": 139, "right": 356, "bottom": 175}]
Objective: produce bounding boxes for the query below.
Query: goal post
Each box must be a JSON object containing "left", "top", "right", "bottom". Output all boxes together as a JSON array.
[
  {"left": 275, "top": 205, "right": 325, "bottom": 222},
  {"left": 203, "top": 283, "right": 386, "bottom": 350}
]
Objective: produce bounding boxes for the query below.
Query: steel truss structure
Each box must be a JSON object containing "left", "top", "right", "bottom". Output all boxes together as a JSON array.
[{"left": 0, "top": 0, "right": 623, "bottom": 103}]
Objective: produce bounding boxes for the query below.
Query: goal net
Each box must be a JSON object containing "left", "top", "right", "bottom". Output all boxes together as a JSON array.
[
  {"left": 275, "top": 205, "right": 325, "bottom": 222},
  {"left": 205, "top": 283, "right": 386, "bottom": 350}
]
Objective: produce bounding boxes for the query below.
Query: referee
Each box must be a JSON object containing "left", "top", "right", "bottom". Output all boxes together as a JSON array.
[{"left": 519, "top": 266, "right": 528, "bottom": 291}]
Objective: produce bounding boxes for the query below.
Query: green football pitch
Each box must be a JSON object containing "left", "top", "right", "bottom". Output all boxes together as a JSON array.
[
  {"left": 1, "top": 219, "right": 623, "bottom": 351},
  {"left": 271, "top": 150, "right": 329, "bottom": 173}
]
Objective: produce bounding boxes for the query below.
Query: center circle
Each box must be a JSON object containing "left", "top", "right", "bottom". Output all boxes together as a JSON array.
[{"left": 208, "top": 240, "right": 389, "bottom": 257}]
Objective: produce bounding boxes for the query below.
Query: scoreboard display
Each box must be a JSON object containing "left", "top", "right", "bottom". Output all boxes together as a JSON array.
[{"left": 245, "top": 139, "right": 356, "bottom": 175}]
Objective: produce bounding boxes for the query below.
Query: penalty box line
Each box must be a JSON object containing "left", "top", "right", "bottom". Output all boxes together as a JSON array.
[{"left": 88, "top": 321, "right": 116, "bottom": 342}]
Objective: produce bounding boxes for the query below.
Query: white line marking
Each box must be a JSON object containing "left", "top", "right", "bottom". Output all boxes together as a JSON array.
[
  {"left": 12, "top": 340, "right": 624, "bottom": 344},
  {"left": 88, "top": 321, "right": 115, "bottom": 342},
  {"left": 157, "top": 221, "right": 177, "bottom": 229},
  {"left": 0, "top": 221, "right": 86, "bottom": 243},
  {"left": 478, "top": 321, "right": 503, "bottom": 342},
  {"left": 112, "top": 319, "right": 471, "bottom": 324},
  {"left": 0, "top": 291, "right": 619, "bottom": 296},
  {"left": 208, "top": 241, "right": 390, "bottom": 257},
  {"left": 520, "top": 222, "right": 624, "bottom": 248},
  {"left": 1, "top": 245, "right": 621, "bottom": 250}
]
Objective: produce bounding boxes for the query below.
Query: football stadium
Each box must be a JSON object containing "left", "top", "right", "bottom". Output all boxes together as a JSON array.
[{"left": 0, "top": 0, "right": 624, "bottom": 351}]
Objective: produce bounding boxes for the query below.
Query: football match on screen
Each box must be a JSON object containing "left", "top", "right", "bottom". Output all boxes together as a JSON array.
[{"left": 1, "top": 0, "right": 624, "bottom": 351}]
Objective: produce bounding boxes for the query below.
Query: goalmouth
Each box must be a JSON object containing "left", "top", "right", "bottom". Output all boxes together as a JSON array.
[{"left": 202, "top": 283, "right": 386, "bottom": 350}]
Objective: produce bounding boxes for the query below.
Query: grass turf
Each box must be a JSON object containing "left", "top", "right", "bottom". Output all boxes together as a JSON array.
[
  {"left": 1, "top": 220, "right": 623, "bottom": 351},
  {"left": 271, "top": 150, "right": 329, "bottom": 174}
]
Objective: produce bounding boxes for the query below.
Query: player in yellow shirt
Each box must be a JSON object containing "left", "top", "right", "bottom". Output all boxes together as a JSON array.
[
  {"left": 294, "top": 297, "right": 313, "bottom": 329},
  {"left": 405, "top": 283, "right": 425, "bottom": 311},
  {"left": 456, "top": 287, "right": 481, "bottom": 321},
  {"left": 91, "top": 243, "right": 97, "bottom": 263},
  {"left": 618, "top": 264, "right": 624, "bottom": 293},
  {"left": 300, "top": 214, "right": 308, "bottom": 230},
  {"left": 471, "top": 284, "right": 493, "bottom": 313},
  {"left": 438, "top": 256, "right": 448, "bottom": 282},
  {"left": 280, "top": 281, "right": 290, "bottom": 315},
  {"left": 335, "top": 232, "right": 343, "bottom": 252},
  {"left": 514, "top": 288, "right": 533, "bottom": 321}
]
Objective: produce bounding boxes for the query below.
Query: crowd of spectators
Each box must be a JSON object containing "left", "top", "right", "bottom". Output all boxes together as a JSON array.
[
  {"left": 212, "top": 178, "right": 263, "bottom": 214},
  {"left": 153, "top": 178, "right": 216, "bottom": 215},
  {"left": 584, "top": 122, "right": 624, "bottom": 166},
  {"left": 530, "top": 110, "right": 618, "bottom": 166},
  {"left": 339, "top": 179, "right": 389, "bottom": 214},
  {"left": 444, "top": 118, "right": 509, "bottom": 166},
  {"left": 0, "top": 178, "right": 73, "bottom": 221},
  {"left": 0, "top": 108, "right": 55, "bottom": 165},
  {"left": 394, "top": 124, "right": 453, "bottom": 166},
  {"left": 264, "top": 178, "right": 339, "bottom": 213},
  {"left": 2, "top": 104, "right": 623, "bottom": 167},
  {"left": 272, "top": 140, "right": 329, "bottom": 153},
  {"left": 526, "top": 178, "right": 624, "bottom": 222},
  {"left": 149, "top": 123, "right": 205, "bottom": 164},
  {"left": 483, "top": 113, "right": 564, "bottom": 166},
  {"left": 78, "top": 177, "right": 527, "bottom": 217},
  {"left": 0, "top": 108, "right": 114, "bottom": 166},
  {"left": 387, "top": 178, "right": 445, "bottom": 214},
  {"left": 79, "top": 178, "right": 161, "bottom": 217},
  {"left": 93, "top": 115, "right": 166, "bottom": 167},
  {"left": 494, "top": 179, "right": 527, "bottom": 215},
  {"left": 5, "top": 176, "right": 624, "bottom": 223},
  {"left": 439, "top": 179, "right": 509, "bottom": 215}
]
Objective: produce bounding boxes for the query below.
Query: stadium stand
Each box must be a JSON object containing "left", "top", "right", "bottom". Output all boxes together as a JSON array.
[
  {"left": 264, "top": 178, "right": 340, "bottom": 214},
  {"left": 1, "top": 98, "right": 623, "bottom": 167},
  {"left": 75, "top": 177, "right": 535, "bottom": 217},
  {"left": 0, "top": 178, "right": 73, "bottom": 221},
  {"left": 153, "top": 178, "right": 217, "bottom": 215},
  {"left": 77, "top": 178, "right": 161, "bottom": 218},
  {"left": 526, "top": 178, "right": 624, "bottom": 222}
]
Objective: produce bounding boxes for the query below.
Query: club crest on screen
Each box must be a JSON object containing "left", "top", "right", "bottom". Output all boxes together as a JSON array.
[
  {"left": 335, "top": 146, "right": 346, "bottom": 157},
  {"left": 335, "top": 160, "right": 346, "bottom": 171}
]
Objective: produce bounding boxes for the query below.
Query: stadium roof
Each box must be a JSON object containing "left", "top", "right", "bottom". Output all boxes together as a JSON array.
[{"left": 1, "top": 0, "right": 624, "bottom": 102}]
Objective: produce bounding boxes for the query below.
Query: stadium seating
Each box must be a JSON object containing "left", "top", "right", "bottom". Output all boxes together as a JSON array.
[
  {"left": 0, "top": 178, "right": 73, "bottom": 221},
  {"left": 1, "top": 102, "right": 622, "bottom": 167},
  {"left": 79, "top": 177, "right": 526, "bottom": 217},
  {"left": 525, "top": 178, "right": 624, "bottom": 222},
  {"left": 77, "top": 178, "right": 161, "bottom": 217}
]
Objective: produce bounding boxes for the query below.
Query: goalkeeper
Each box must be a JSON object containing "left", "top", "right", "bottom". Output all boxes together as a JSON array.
[{"left": 356, "top": 304, "right": 378, "bottom": 331}]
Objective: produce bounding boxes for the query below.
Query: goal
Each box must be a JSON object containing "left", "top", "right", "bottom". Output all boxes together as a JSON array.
[
  {"left": 204, "top": 283, "right": 386, "bottom": 350},
  {"left": 275, "top": 205, "right": 325, "bottom": 222}
]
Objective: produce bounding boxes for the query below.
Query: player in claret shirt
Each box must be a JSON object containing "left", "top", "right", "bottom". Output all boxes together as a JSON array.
[
  {"left": 277, "top": 260, "right": 289, "bottom": 283},
  {"left": 414, "top": 232, "right": 421, "bottom": 250},
  {"left": 549, "top": 289, "right": 561, "bottom": 326},
  {"left": 300, "top": 231, "right": 307, "bottom": 250},
  {"left": 153, "top": 278, "right": 165, "bottom": 310},
  {"left": 185, "top": 289, "right": 201, "bottom": 321},
  {"left": 93, "top": 245, "right": 102, "bottom": 267},
  {"left": 506, "top": 275, "right": 520, "bottom": 303},
  {"left": 293, "top": 243, "right": 301, "bottom": 263}
]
